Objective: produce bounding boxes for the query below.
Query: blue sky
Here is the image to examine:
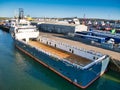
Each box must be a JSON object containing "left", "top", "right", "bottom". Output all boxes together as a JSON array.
[{"left": 0, "top": 0, "right": 120, "bottom": 20}]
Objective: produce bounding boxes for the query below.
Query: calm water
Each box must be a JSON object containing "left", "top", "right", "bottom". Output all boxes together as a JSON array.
[{"left": 0, "top": 29, "right": 120, "bottom": 90}]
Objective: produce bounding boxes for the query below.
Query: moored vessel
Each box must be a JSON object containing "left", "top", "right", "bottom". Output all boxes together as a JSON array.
[
  {"left": 10, "top": 8, "right": 110, "bottom": 89},
  {"left": 11, "top": 20, "right": 110, "bottom": 88}
]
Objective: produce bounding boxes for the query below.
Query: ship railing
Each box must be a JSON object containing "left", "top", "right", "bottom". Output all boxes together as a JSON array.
[
  {"left": 81, "top": 55, "right": 106, "bottom": 70},
  {"left": 39, "top": 36, "right": 104, "bottom": 59},
  {"left": 62, "top": 58, "right": 86, "bottom": 69},
  {"left": 17, "top": 30, "right": 38, "bottom": 33},
  {"left": 19, "top": 40, "right": 107, "bottom": 70},
  {"left": 39, "top": 36, "right": 106, "bottom": 56}
]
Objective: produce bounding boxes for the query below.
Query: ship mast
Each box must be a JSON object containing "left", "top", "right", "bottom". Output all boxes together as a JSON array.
[
  {"left": 18, "top": 8, "right": 24, "bottom": 21},
  {"left": 83, "top": 13, "right": 86, "bottom": 25}
]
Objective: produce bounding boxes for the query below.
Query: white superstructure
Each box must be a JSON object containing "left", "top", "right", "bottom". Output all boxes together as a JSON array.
[{"left": 10, "top": 19, "right": 39, "bottom": 42}]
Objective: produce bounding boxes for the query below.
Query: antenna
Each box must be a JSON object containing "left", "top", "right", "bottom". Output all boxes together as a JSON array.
[
  {"left": 19, "top": 8, "right": 24, "bottom": 20},
  {"left": 83, "top": 13, "right": 86, "bottom": 25}
]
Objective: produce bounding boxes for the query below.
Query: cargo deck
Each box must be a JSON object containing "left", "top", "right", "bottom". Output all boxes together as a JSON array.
[
  {"left": 28, "top": 40, "right": 92, "bottom": 66},
  {"left": 39, "top": 32, "right": 120, "bottom": 61}
]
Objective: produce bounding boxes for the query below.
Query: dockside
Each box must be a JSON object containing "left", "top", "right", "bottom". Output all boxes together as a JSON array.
[
  {"left": 39, "top": 32, "right": 119, "bottom": 60},
  {"left": 39, "top": 32, "right": 120, "bottom": 72}
]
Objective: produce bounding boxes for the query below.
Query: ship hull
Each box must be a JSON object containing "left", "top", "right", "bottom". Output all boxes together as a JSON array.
[
  {"left": 0, "top": 25, "right": 9, "bottom": 32},
  {"left": 15, "top": 39, "right": 109, "bottom": 88}
]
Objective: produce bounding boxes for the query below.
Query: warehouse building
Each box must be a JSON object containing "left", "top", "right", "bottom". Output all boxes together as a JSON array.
[{"left": 38, "top": 23, "right": 88, "bottom": 34}]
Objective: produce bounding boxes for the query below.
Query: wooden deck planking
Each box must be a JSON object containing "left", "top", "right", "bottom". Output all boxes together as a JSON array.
[
  {"left": 39, "top": 32, "right": 120, "bottom": 61},
  {"left": 28, "top": 40, "right": 92, "bottom": 66}
]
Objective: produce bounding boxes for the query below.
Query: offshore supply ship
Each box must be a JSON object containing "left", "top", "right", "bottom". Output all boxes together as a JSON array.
[
  {"left": 10, "top": 20, "right": 110, "bottom": 88},
  {"left": 10, "top": 9, "right": 110, "bottom": 88}
]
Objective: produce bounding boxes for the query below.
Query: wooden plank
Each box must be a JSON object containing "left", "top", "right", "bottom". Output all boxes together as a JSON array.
[
  {"left": 28, "top": 40, "right": 92, "bottom": 66},
  {"left": 39, "top": 32, "right": 120, "bottom": 61}
]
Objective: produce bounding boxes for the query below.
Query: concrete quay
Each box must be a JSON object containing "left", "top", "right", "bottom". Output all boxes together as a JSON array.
[{"left": 39, "top": 32, "right": 120, "bottom": 72}]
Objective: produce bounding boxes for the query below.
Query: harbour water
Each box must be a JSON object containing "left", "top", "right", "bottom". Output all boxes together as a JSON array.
[{"left": 0, "top": 29, "right": 120, "bottom": 90}]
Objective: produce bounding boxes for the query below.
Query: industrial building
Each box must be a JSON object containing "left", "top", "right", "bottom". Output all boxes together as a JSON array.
[{"left": 38, "top": 23, "right": 88, "bottom": 34}]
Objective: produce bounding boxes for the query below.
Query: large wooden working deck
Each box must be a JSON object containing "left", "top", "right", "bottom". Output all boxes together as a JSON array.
[{"left": 28, "top": 40, "right": 92, "bottom": 66}]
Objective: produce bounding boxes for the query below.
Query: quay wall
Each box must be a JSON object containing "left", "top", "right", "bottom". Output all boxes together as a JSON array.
[{"left": 108, "top": 58, "right": 120, "bottom": 73}]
